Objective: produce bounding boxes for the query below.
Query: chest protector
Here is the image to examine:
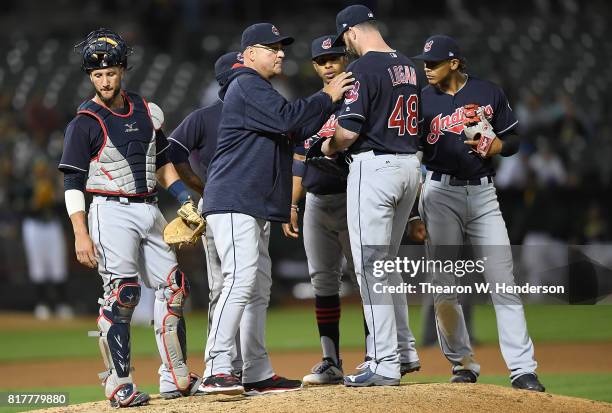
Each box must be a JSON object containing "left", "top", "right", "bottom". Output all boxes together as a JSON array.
[{"left": 79, "top": 92, "right": 157, "bottom": 195}]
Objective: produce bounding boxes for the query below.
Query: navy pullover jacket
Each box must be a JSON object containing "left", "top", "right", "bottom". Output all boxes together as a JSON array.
[{"left": 203, "top": 67, "right": 334, "bottom": 222}]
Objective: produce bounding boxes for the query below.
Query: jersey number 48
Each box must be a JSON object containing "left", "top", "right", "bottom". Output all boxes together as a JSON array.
[{"left": 388, "top": 94, "right": 418, "bottom": 136}]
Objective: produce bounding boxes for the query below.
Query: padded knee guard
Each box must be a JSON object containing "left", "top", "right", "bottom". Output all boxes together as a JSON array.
[
  {"left": 155, "top": 268, "right": 191, "bottom": 391},
  {"left": 91, "top": 278, "right": 141, "bottom": 401}
]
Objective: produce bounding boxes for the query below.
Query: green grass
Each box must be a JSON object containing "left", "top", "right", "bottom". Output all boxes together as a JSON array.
[
  {"left": 1, "top": 374, "right": 611, "bottom": 412},
  {"left": 0, "top": 385, "right": 158, "bottom": 413},
  {"left": 2, "top": 305, "right": 611, "bottom": 409},
  {"left": 1, "top": 305, "right": 611, "bottom": 362}
]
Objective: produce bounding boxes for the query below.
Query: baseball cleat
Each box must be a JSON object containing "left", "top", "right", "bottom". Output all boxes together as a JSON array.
[
  {"left": 200, "top": 373, "right": 244, "bottom": 395},
  {"left": 161, "top": 373, "right": 206, "bottom": 399},
  {"left": 232, "top": 369, "right": 243, "bottom": 383},
  {"left": 450, "top": 370, "right": 478, "bottom": 383},
  {"left": 400, "top": 360, "right": 421, "bottom": 376},
  {"left": 355, "top": 356, "right": 373, "bottom": 372},
  {"left": 344, "top": 368, "right": 400, "bottom": 387},
  {"left": 108, "top": 384, "right": 150, "bottom": 408},
  {"left": 243, "top": 375, "right": 302, "bottom": 396},
  {"left": 511, "top": 373, "right": 545, "bottom": 392},
  {"left": 303, "top": 358, "right": 344, "bottom": 385}
]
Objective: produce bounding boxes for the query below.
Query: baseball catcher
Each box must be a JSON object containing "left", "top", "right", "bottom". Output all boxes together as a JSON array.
[{"left": 59, "top": 28, "right": 206, "bottom": 407}]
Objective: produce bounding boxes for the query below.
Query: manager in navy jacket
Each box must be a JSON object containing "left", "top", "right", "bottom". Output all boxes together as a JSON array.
[{"left": 200, "top": 23, "right": 353, "bottom": 395}]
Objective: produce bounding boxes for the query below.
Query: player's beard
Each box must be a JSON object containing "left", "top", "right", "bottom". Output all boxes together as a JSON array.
[
  {"left": 344, "top": 38, "right": 359, "bottom": 59},
  {"left": 96, "top": 87, "right": 121, "bottom": 107}
]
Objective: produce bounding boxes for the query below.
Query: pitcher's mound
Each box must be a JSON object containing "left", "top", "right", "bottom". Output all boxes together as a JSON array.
[{"left": 37, "top": 383, "right": 612, "bottom": 413}]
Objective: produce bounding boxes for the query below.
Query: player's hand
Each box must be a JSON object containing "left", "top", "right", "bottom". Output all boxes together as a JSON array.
[
  {"left": 75, "top": 232, "right": 98, "bottom": 268},
  {"left": 322, "top": 71, "right": 354, "bottom": 103},
  {"left": 408, "top": 219, "right": 427, "bottom": 243},
  {"left": 282, "top": 208, "right": 300, "bottom": 238},
  {"left": 464, "top": 136, "right": 502, "bottom": 158},
  {"left": 321, "top": 138, "right": 334, "bottom": 157}
]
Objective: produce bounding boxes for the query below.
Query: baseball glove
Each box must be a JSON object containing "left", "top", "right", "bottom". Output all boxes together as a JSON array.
[
  {"left": 462, "top": 104, "right": 496, "bottom": 157},
  {"left": 304, "top": 137, "right": 349, "bottom": 179},
  {"left": 163, "top": 200, "right": 206, "bottom": 248}
]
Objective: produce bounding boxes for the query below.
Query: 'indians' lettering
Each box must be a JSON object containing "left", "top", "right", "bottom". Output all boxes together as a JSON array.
[{"left": 427, "top": 104, "right": 493, "bottom": 144}]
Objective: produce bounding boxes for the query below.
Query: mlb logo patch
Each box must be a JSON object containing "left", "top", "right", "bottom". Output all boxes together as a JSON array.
[
  {"left": 424, "top": 40, "right": 433, "bottom": 52},
  {"left": 271, "top": 25, "right": 280, "bottom": 36},
  {"left": 322, "top": 38, "right": 332, "bottom": 49},
  {"left": 237, "top": 52, "right": 244, "bottom": 62}
]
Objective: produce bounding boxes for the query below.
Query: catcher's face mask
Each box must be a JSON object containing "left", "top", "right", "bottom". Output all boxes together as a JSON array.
[{"left": 75, "top": 28, "right": 133, "bottom": 73}]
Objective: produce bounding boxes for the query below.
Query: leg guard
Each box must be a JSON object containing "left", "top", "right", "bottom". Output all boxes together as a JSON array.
[
  {"left": 91, "top": 278, "right": 141, "bottom": 404},
  {"left": 155, "top": 268, "right": 191, "bottom": 392}
]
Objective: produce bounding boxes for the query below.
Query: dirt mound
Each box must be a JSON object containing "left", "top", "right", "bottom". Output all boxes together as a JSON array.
[{"left": 36, "top": 383, "right": 612, "bottom": 413}]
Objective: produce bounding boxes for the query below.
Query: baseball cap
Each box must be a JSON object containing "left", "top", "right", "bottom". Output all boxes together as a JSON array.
[
  {"left": 411, "top": 35, "right": 462, "bottom": 62},
  {"left": 311, "top": 35, "right": 345, "bottom": 60},
  {"left": 214, "top": 51, "right": 244, "bottom": 85},
  {"left": 332, "top": 4, "right": 376, "bottom": 47},
  {"left": 241, "top": 23, "right": 294, "bottom": 50}
]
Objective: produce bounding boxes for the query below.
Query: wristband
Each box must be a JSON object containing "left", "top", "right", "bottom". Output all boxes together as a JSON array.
[
  {"left": 292, "top": 159, "right": 306, "bottom": 177},
  {"left": 65, "top": 189, "right": 86, "bottom": 216},
  {"left": 168, "top": 180, "right": 191, "bottom": 204}
]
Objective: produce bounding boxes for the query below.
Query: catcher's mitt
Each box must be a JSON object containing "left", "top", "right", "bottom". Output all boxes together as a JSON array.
[
  {"left": 304, "top": 137, "right": 349, "bottom": 179},
  {"left": 462, "top": 103, "right": 496, "bottom": 157},
  {"left": 164, "top": 200, "right": 206, "bottom": 247}
]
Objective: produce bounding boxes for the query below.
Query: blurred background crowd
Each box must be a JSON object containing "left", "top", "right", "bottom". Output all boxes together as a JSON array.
[{"left": 0, "top": 0, "right": 610, "bottom": 317}]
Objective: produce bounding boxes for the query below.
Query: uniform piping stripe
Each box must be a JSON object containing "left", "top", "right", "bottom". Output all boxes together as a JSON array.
[
  {"left": 207, "top": 213, "right": 237, "bottom": 374},
  {"left": 357, "top": 161, "right": 378, "bottom": 362},
  {"left": 205, "top": 232, "right": 215, "bottom": 337},
  {"left": 338, "top": 113, "right": 366, "bottom": 120},
  {"left": 59, "top": 163, "right": 88, "bottom": 172},
  {"left": 96, "top": 204, "right": 108, "bottom": 272},
  {"left": 167, "top": 138, "right": 190, "bottom": 154},
  {"left": 495, "top": 120, "right": 519, "bottom": 136},
  {"left": 157, "top": 143, "right": 170, "bottom": 155}
]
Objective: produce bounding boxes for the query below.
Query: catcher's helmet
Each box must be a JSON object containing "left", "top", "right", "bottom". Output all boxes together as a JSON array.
[{"left": 74, "top": 28, "right": 133, "bottom": 73}]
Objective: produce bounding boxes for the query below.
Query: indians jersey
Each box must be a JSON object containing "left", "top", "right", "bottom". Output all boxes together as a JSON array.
[
  {"left": 338, "top": 51, "right": 422, "bottom": 154},
  {"left": 420, "top": 75, "right": 518, "bottom": 179}
]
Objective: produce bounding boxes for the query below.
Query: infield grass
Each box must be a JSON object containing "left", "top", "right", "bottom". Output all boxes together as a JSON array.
[{"left": 1, "top": 305, "right": 611, "bottom": 362}]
